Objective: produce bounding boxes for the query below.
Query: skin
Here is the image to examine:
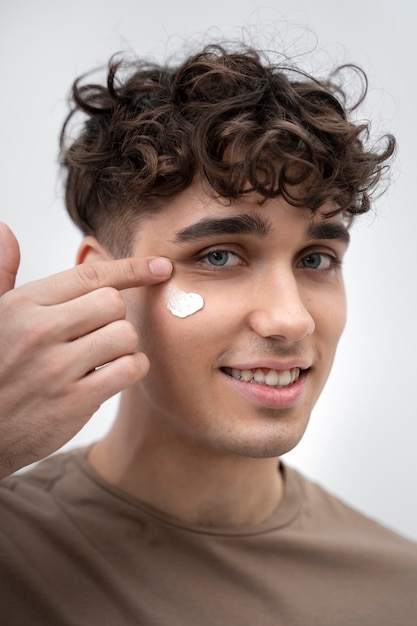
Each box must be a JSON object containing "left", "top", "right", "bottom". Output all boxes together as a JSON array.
[
  {"left": 84, "top": 181, "right": 349, "bottom": 527},
  {"left": 0, "top": 222, "right": 173, "bottom": 478}
]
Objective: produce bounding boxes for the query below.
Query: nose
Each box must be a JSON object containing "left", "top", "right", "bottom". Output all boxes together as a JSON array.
[{"left": 248, "top": 269, "right": 315, "bottom": 343}]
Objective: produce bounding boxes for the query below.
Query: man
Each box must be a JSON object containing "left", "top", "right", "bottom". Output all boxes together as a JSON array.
[{"left": 0, "top": 43, "right": 416, "bottom": 625}]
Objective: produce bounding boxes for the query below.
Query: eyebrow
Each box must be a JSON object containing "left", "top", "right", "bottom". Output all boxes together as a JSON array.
[
  {"left": 307, "top": 221, "right": 351, "bottom": 246},
  {"left": 172, "top": 212, "right": 350, "bottom": 246},
  {"left": 172, "top": 214, "right": 272, "bottom": 243}
]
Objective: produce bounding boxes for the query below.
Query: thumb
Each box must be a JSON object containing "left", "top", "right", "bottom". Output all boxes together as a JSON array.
[{"left": 0, "top": 222, "right": 21, "bottom": 296}]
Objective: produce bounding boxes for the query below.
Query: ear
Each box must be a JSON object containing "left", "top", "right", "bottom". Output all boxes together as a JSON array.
[{"left": 76, "top": 236, "right": 114, "bottom": 265}]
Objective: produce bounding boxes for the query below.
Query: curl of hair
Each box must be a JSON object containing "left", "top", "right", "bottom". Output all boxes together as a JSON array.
[{"left": 60, "top": 44, "right": 395, "bottom": 254}]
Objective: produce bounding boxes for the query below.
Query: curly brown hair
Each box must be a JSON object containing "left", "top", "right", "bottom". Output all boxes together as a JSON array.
[{"left": 60, "top": 44, "right": 395, "bottom": 255}]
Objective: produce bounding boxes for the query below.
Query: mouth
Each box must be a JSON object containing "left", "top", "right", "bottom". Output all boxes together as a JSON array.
[{"left": 221, "top": 367, "right": 303, "bottom": 389}]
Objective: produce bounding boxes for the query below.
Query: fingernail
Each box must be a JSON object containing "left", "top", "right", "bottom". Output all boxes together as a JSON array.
[{"left": 148, "top": 257, "right": 173, "bottom": 276}]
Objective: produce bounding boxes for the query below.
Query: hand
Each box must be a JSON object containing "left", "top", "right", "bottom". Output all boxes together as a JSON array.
[{"left": 0, "top": 223, "right": 172, "bottom": 478}]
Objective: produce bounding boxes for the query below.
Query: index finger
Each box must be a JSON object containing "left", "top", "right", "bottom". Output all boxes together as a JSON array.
[{"left": 27, "top": 256, "right": 173, "bottom": 305}]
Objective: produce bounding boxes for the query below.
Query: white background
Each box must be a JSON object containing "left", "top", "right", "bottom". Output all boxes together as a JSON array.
[{"left": 1, "top": 0, "right": 416, "bottom": 540}]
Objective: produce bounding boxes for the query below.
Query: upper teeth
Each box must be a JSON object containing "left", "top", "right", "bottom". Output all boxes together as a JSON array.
[{"left": 224, "top": 367, "right": 300, "bottom": 388}]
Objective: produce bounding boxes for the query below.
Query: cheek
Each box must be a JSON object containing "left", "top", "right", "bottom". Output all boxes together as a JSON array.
[
  {"left": 333, "top": 288, "right": 348, "bottom": 338},
  {"left": 313, "top": 287, "right": 347, "bottom": 349},
  {"left": 165, "top": 283, "right": 205, "bottom": 318},
  {"left": 125, "top": 283, "right": 211, "bottom": 356}
]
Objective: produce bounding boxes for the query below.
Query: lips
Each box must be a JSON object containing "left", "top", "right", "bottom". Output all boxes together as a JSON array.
[
  {"left": 222, "top": 367, "right": 300, "bottom": 388},
  {"left": 220, "top": 364, "right": 308, "bottom": 410}
]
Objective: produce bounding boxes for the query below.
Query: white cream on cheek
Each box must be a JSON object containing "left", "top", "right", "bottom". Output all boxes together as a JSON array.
[{"left": 165, "top": 282, "right": 204, "bottom": 318}]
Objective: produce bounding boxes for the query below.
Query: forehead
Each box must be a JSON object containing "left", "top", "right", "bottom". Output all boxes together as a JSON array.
[{"left": 135, "top": 182, "right": 349, "bottom": 245}]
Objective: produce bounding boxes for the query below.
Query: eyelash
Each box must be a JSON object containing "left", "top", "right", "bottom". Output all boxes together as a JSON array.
[
  {"left": 198, "top": 249, "right": 244, "bottom": 269},
  {"left": 197, "top": 248, "right": 341, "bottom": 272},
  {"left": 298, "top": 252, "right": 342, "bottom": 271}
]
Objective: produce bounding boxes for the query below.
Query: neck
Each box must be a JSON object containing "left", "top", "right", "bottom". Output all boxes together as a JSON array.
[{"left": 89, "top": 396, "right": 284, "bottom": 528}]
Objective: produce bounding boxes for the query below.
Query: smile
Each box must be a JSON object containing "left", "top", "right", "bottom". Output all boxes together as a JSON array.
[{"left": 222, "top": 367, "right": 301, "bottom": 388}]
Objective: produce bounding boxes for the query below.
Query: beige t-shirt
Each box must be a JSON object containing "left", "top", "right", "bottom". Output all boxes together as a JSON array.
[{"left": 0, "top": 448, "right": 416, "bottom": 625}]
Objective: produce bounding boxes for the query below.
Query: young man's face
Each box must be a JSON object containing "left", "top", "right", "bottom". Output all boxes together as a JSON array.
[{"left": 122, "top": 181, "right": 349, "bottom": 459}]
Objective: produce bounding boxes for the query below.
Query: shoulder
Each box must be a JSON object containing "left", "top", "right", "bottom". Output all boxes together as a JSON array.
[
  {"left": 284, "top": 462, "right": 417, "bottom": 556},
  {"left": 0, "top": 448, "right": 89, "bottom": 520}
]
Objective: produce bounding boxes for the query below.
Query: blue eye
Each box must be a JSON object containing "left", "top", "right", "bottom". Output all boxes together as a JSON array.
[
  {"left": 207, "top": 251, "right": 230, "bottom": 266},
  {"left": 300, "top": 253, "right": 334, "bottom": 270},
  {"left": 200, "top": 250, "right": 242, "bottom": 268}
]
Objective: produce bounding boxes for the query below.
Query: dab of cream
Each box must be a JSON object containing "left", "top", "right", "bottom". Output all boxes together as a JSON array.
[{"left": 166, "top": 283, "right": 204, "bottom": 318}]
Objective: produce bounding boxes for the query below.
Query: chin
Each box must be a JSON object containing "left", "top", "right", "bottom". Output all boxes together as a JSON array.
[{"left": 211, "top": 423, "right": 308, "bottom": 460}]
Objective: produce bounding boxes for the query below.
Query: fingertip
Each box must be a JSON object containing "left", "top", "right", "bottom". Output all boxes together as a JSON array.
[
  {"left": 148, "top": 257, "right": 173, "bottom": 278},
  {"left": 135, "top": 351, "right": 151, "bottom": 377},
  {"left": 0, "top": 222, "right": 20, "bottom": 254},
  {"left": 0, "top": 222, "right": 21, "bottom": 294}
]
